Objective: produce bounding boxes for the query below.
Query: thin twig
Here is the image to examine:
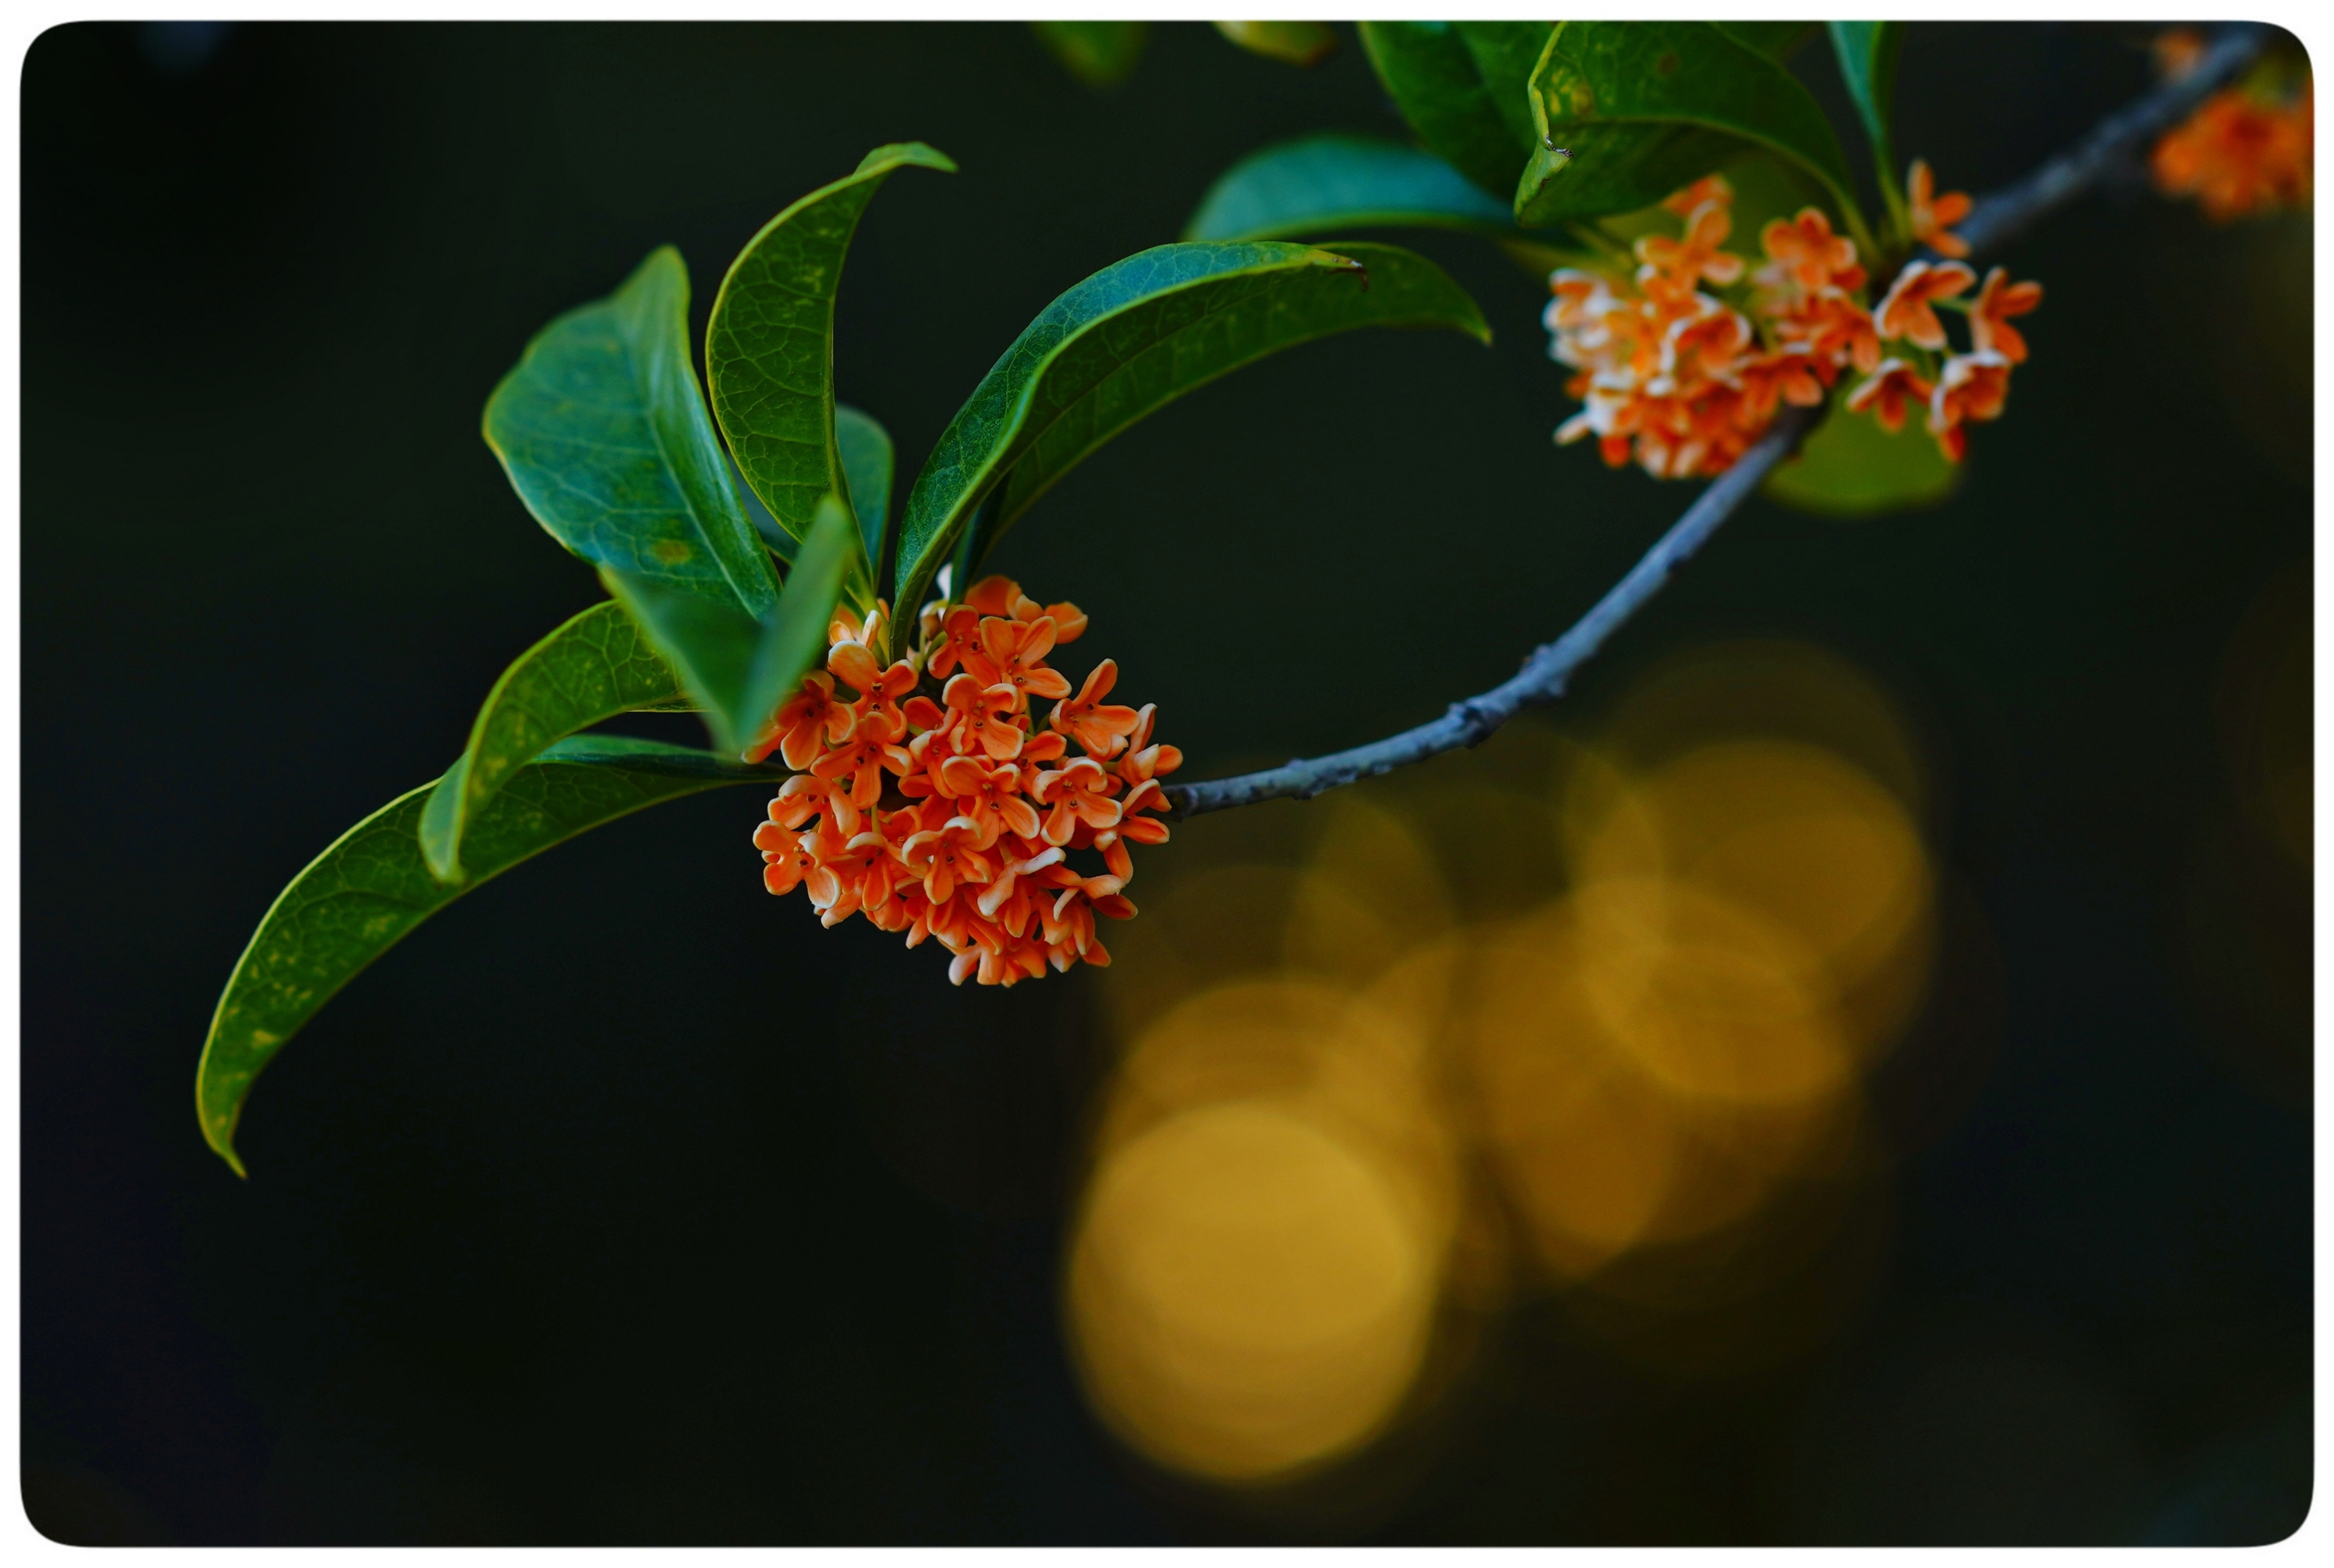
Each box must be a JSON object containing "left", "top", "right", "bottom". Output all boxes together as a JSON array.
[
  {"left": 1952, "top": 23, "right": 2272, "bottom": 258},
  {"left": 1165, "top": 25, "right": 2274, "bottom": 820},
  {"left": 1170, "top": 407, "right": 1814, "bottom": 817}
]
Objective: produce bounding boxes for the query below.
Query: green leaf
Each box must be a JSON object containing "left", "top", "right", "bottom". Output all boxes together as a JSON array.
[
  {"left": 1715, "top": 21, "right": 1820, "bottom": 61},
  {"left": 1185, "top": 134, "right": 1517, "bottom": 242},
  {"left": 891, "top": 240, "right": 1490, "bottom": 621},
  {"left": 603, "top": 493, "right": 857, "bottom": 757},
  {"left": 706, "top": 143, "right": 954, "bottom": 546},
  {"left": 196, "top": 736, "right": 782, "bottom": 1177},
  {"left": 1213, "top": 20, "right": 1337, "bottom": 66},
  {"left": 1828, "top": 23, "right": 1906, "bottom": 219},
  {"left": 1517, "top": 21, "right": 1867, "bottom": 247},
  {"left": 484, "top": 247, "right": 780, "bottom": 618},
  {"left": 1358, "top": 22, "right": 1549, "bottom": 203},
  {"left": 730, "top": 451, "right": 795, "bottom": 565},
  {"left": 1762, "top": 401, "right": 1961, "bottom": 518},
  {"left": 1032, "top": 20, "right": 1147, "bottom": 88},
  {"left": 1455, "top": 21, "right": 1556, "bottom": 153},
  {"left": 836, "top": 404, "right": 895, "bottom": 587},
  {"left": 417, "top": 600, "right": 686, "bottom": 884}
]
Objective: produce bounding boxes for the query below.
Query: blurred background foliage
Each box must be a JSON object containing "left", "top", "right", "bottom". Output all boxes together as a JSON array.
[{"left": 19, "top": 20, "right": 2310, "bottom": 1545}]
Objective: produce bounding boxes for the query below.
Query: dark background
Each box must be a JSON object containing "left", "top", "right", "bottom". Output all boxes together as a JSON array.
[{"left": 19, "top": 20, "right": 2311, "bottom": 1544}]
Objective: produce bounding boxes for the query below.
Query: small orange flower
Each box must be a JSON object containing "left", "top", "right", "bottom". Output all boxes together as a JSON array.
[
  {"left": 1757, "top": 208, "right": 1861, "bottom": 294},
  {"left": 937, "top": 754, "right": 1044, "bottom": 842},
  {"left": 1658, "top": 302, "right": 1752, "bottom": 386},
  {"left": 761, "top": 671, "right": 853, "bottom": 769},
  {"left": 1115, "top": 703, "right": 1184, "bottom": 786},
  {"left": 2153, "top": 79, "right": 2313, "bottom": 221},
  {"left": 1661, "top": 173, "right": 1733, "bottom": 217},
  {"left": 939, "top": 673, "right": 1027, "bottom": 761},
  {"left": 810, "top": 711, "right": 913, "bottom": 809},
  {"left": 1906, "top": 159, "right": 1972, "bottom": 258},
  {"left": 1030, "top": 756, "right": 1125, "bottom": 846},
  {"left": 902, "top": 815, "right": 996, "bottom": 905},
  {"left": 1927, "top": 350, "right": 2014, "bottom": 461},
  {"left": 1845, "top": 358, "right": 1935, "bottom": 433},
  {"left": 1636, "top": 199, "right": 1745, "bottom": 290},
  {"left": 1734, "top": 349, "right": 1827, "bottom": 428},
  {"left": 1049, "top": 658, "right": 1141, "bottom": 758},
  {"left": 1968, "top": 267, "right": 2043, "bottom": 363},
  {"left": 923, "top": 605, "right": 984, "bottom": 680},
  {"left": 1774, "top": 288, "right": 1882, "bottom": 377},
  {"left": 1876, "top": 259, "right": 1976, "bottom": 350},
  {"left": 764, "top": 772, "right": 859, "bottom": 838},
  {"left": 976, "top": 843, "right": 1065, "bottom": 922},
  {"left": 758, "top": 830, "right": 819, "bottom": 897},
  {"left": 963, "top": 615, "right": 1074, "bottom": 711}
]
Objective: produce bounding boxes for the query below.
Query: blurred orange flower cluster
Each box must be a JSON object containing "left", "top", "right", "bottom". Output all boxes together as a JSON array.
[
  {"left": 749, "top": 576, "right": 1179, "bottom": 985},
  {"left": 1547, "top": 170, "right": 2041, "bottom": 473},
  {"left": 2152, "top": 30, "right": 2312, "bottom": 222}
]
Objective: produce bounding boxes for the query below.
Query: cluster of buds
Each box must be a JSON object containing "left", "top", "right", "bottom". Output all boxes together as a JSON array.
[
  {"left": 2151, "top": 30, "right": 2313, "bottom": 222},
  {"left": 1546, "top": 168, "right": 2042, "bottom": 473},
  {"left": 747, "top": 576, "right": 1180, "bottom": 986}
]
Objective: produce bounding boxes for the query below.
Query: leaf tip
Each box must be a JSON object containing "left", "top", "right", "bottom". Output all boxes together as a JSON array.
[{"left": 857, "top": 141, "right": 958, "bottom": 177}]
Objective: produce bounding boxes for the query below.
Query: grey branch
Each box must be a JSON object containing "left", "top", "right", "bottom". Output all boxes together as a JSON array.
[
  {"left": 1164, "top": 24, "right": 2277, "bottom": 820},
  {"left": 1954, "top": 23, "right": 2274, "bottom": 258},
  {"left": 1168, "top": 406, "right": 1815, "bottom": 817}
]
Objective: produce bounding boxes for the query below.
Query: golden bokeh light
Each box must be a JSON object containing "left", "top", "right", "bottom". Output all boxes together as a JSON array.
[
  {"left": 1068, "top": 1098, "right": 1442, "bottom": 1482},
  {"left": 1069, "top": 638, "right": 1945, "bottom": 1488},
  {"left": 1595, "top": 639, "right": 1929, "bottom": 818}
]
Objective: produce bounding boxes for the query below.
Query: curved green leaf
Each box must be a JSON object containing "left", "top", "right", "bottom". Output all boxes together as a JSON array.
[
  {"left": 603, "top": 493, "right": 857, "bottom": 757},
  {"left": 891, "top": 240, "right": 1490, "bottom": 622},
  {"left": 197, "top": 736, "right": 783, "bottom": 1177},
  {"left": 417, "top": 600, "right": 685, "bottom": 884},
  {"left": 706, "top": 143, "right": 954, "bottom": 545},
  {"left": 1358, "top": 21, "right": 1550, "bottom": 203},
  {"left": 484, "top": 247, "right": 780, "bottom": 618},
  {"left": 1828, "top": 22, "right": 1906, "bottom": 223},
  {"left": 1186, "top": 134, "right": 1517, "bottom": 242},
  {"left": 1517, "top": 21, "right": 1866, "bottom": 245},
  {"left": 1762, "top": 401, "right": 1960, "bottom": 518},
  {"left": 1032, "top": 20, "right": 1147, "bottom": 88},
  {"left": 1213, "top": 20, "right": 1337, "bottom": 66},
  {"left": 836, "top": 404, "right": 894, "bottom": 585},
  {"left": 1455, "top": 20, "right": 1556, "bottom": 153}
]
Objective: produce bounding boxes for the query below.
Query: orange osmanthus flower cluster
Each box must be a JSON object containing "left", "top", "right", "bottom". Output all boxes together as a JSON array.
[
  {"left": 747, "top": 576, "right": 1180, "bottom": 986},
  {"left": 1546, "top": 169, "right": 2042, "bottom": 473},
  {"left": 2151, "top": 30, "right": 2312, "bottom": 222}
]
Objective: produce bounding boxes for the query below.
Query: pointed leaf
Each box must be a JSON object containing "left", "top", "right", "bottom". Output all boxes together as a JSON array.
[
  {"left": 706, "top": 143, "right": 954, "bottom": 543},
  {"left": 1358, "top": 21, "right": 1549, "bottom": 202},
  {"left": 1186, "top": 133, "right": 1517, "bottom": 241},
  {"left": 196, "top": 736, "right": 783, "bottom": 1177},
  {"left": 1827, "top": 23, "right": 1904, "bottom": 177},
  {"left": 603, "top": 493, "right": 857, "bottom": 757},
  {"left": 1762, "top": 401, "right": 1960, "bottom": 517},
  {"left": 484, "top": 247, "right": 780, "bottom": 617},
  {"left": 1456, "top": 21, "right": 1556, "bottom": 152},
  {"left": 891, "top": 240, "right": 1490, "bottom": 621},
  {"left": 417, "top": 601, "right": 687, "bottom": 883},
  {"left": 1213, "top": 21, "right": 1338, "bottom": 66},
  {"left": 1032, "top": 20, "right": 1147, "bottom": 88},
  {"left": 836, "top": 404, "right": 895, "bottom": 583},
  {"left": 1517, "top": 21, "right": 1865, "bottom": 239}
]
